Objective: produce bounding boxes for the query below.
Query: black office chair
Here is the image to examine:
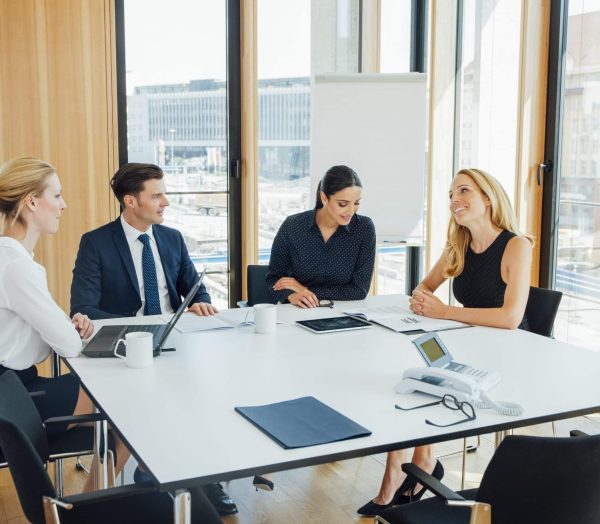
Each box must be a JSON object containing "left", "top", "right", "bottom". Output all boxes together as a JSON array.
[
  {"left": 449, "top": 286, "right": 564, "bottom": 486},
  {"left": 522, "top": 286, "right": 563, "bottom": 337},
  {"left": 0, "top": 370, "right": 222, "bottom": 524},
  {"left": 246, "top": 264, "right": 277, "bottom": 306},
  {"left": 521, "top": 286, "right": 563, "bottom": 437},
  {"left": 377, "top": 432, "right": 600, "bottom": 524},
  {"left": 0, "top": 375, "right": 117, "bottom": 496}
]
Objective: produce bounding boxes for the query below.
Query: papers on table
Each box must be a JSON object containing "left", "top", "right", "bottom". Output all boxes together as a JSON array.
[
  {"left": 343, "top": 304, "right": 469, "bottom": 333},
  {"left": 161, "top": 312, "right": 233, "bottom": 333}
]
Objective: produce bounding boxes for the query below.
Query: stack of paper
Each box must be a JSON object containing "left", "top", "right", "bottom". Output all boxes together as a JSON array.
[
  {"left": 344, "top": 304, "right": 469, "bottom": 333},
  {"left": 163, "top": 312, "right": 233, "bottom": 333}
]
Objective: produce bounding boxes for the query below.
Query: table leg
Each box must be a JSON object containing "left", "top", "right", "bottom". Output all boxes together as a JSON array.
[
  {"left": 494, "top": 429, "right": 513, "bottom": 448},
  {"left": 93, "top": 410, "right": 108, "bottom": 489},
  {"left": 173, "top": 489, "right": 191, "bottom": 524},
  {"left": 51, "top": 353, "right": 63, "bottom": 494}
]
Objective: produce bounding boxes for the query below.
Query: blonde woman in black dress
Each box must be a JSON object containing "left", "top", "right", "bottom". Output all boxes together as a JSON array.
[{"left": 358, "top": 168, "right": 532, "bottom": 516}]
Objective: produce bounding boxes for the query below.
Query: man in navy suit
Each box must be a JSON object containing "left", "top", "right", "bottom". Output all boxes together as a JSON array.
[
  {"left": 71, "top": 163, "right": 217, "bottom": 319},
  {"left": 70, "top": 163, "right": 238, "bottom": 516}
]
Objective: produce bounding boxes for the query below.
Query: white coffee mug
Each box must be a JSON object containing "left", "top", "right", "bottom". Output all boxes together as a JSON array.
[
  {"left": 253, "top": 303, "right": 277, "bottom": 334},
  {"left": 114, "top": 331, "right": 154, "bottom": 368}
]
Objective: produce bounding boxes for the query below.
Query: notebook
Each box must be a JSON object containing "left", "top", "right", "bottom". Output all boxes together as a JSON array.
[{"left": 235, "top": 396, "right": 372, "bottom": 449}]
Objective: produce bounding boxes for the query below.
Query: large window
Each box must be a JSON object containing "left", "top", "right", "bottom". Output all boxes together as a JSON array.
[
  {"left": 455, "top": 0, "right": 522, "bottom": 199},
  {"left": 376, "top": 0, "right": 414, "bottom": 295},
  {"left": 121, "top": 0, "right": 236, "bottom": 308},
  {"left": 380, "top": 0, "right": 412, "bottom": 74},
  {"left": 551, "top": 1, "right": 600, "bottom": 349},
  {"left": 257, "top": 1, "right": 418, "bottom": 297},
  {"left": 256, "top": 0, "right": 360, "bottom": 258}
]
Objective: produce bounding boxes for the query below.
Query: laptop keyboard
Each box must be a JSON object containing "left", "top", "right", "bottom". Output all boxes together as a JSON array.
[{"left": 124, "top": 325, "right": 163, "bottom": 337}]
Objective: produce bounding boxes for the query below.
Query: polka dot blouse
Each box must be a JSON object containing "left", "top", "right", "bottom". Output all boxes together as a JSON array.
[{"left": 266, "top": 209, "right": 376, "bottom": 302}]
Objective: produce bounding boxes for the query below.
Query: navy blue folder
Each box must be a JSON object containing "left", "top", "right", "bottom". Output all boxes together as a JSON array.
[{"left": 235, "top": 396, "right": 372, "bottom": 449}]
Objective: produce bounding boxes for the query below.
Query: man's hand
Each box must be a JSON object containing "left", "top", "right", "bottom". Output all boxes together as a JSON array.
[
  {"left": 288, "top": 288, "right": 319, "bottom": 308},
  {"left": 273, "top": 277, "right": 305, "bottom": 293},
  {"left": 72, "top": 313, "right": 94, "bottom": 340},
  {"left": 188, "top": 302, "right": 219, "bottom": 316}
]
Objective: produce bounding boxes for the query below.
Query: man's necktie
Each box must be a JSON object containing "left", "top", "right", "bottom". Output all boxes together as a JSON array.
[{"left": 138, "top": 234, "right": 161, "bottom": 315}]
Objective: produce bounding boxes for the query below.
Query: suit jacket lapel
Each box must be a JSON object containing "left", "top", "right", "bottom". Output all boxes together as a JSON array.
[{"left": 111, "top": 218, "right": 140, "bottom": 298}]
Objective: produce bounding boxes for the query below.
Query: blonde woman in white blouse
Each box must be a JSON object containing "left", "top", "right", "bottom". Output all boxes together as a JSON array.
[{"left": 0, "top": 158, "right": 129, "bottom": 489}]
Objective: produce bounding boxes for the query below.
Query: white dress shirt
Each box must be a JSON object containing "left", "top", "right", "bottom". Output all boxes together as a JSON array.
[
  {"left": 0, "top": 237, "right": 82, "bottom": 370},
  {"left": 120, "top": 215, "right": 174, "bottom": 315}
]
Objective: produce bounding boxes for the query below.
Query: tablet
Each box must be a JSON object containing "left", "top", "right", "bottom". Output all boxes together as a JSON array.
[{"left": 296, "top": 316, "right": 373, "bottom": 333}]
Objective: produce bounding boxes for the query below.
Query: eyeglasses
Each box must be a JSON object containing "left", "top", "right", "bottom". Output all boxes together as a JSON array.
[
  {"left": 395, "top": 394, "right": 476, "bottom": 428},
  {"left": 318, "top": 299, "right": 334, "bottom": 308}
]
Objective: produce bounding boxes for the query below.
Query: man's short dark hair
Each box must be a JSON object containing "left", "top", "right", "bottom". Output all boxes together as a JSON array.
[{"left": 110, "top": 163, "right": 164, "bottom": 207}]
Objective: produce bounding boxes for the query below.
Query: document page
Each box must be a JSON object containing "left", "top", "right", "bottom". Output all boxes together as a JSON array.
[
  {"left": 344, "top": 304, "right": 469, "bottom": 333},
  {"left": 161, "top": 312, "right": 234, "bottom": 333}
]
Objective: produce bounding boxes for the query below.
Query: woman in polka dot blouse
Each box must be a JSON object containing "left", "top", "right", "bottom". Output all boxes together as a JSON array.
[{"left": 266, "top": 165, "right": 376, "bottom": 308}]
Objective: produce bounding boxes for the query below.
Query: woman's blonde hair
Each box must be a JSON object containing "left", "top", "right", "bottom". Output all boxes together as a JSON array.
[
  {"left": 443, "top": 168, "right": 531, "bottom": 278},
  {"left": 0, "top": 157, "right": 56, "bottom": 235}
]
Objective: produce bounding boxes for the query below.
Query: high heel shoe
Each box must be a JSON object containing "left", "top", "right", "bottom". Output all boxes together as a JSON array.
[
  {"left": 253, "top": 475, "right": 274, "bottom": 492},
  {"left": 356, "top": 475, "right": 417, "bottom": 516},
  {"left": 392, "top": 460, "right": 444, "bottom": 505}
]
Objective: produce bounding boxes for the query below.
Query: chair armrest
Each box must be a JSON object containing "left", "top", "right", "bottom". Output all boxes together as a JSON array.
[
  {"left": 44, "top": 413, "right": 107, "bottom": 426},
  {"left": 402, "top": 463, "right": 465, "bottom": 503},
  {"left": 570, "top": 430, "right": 589, "bottom": 438},
  {"left": 59, "top": 484, "right": 159, "bottom": 507},
  {"left": 29, "top": 390, "right": 46, "bottom": 398}
]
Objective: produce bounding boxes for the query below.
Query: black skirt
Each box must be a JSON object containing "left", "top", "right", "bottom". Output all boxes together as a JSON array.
[{"left": 0, "top": 364, "right": 80, "bottom": 438}]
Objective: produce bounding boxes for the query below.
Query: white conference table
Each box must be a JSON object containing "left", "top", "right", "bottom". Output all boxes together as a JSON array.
[{"left": 65, "top": 294, "right": 600, "bottom": 521}]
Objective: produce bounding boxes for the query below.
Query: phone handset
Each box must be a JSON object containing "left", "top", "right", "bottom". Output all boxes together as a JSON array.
[{"left": 394, "top": 366, "right": 479, "bottom": 402}]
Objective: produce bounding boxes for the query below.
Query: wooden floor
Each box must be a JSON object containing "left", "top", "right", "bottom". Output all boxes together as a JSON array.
[{"left": 2, "top": 414, "right": 599, "bottom": 523}]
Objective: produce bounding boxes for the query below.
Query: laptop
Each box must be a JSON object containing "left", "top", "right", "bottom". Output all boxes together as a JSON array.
[
  {"left": 411, "top": 331, "right": 501, "bottom": 391},
  {"left": 82, "top": 271, "right": 205, "bottom": 358}
]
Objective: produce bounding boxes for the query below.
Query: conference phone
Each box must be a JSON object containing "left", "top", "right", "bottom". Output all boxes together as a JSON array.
[{"left": 394, "top": 332, "right": 523, "bottom": 416}]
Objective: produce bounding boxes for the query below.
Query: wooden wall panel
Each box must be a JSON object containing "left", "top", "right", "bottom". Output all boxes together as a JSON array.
[
  {"left": 514, "top": 0, "right": 551, "bottom": 286},
  {"left": 0, "top": 0, "right": 119, "bottom": 311},
  {"left": 426, "top": 0, "right": 457, "bottom": 303},
  {"left": 240, "top": 0, "right": 258, "bottom": 299}
]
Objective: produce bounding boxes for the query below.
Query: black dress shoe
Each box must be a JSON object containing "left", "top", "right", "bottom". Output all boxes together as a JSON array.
[
  {"left": 202, "top": 483, "right": 238, "bottom": 516},
  {"left": 393, "top": 460, "right": 445, "bottom": 505},
  {"left": 356, "top": 475, "right": 417, "bottom": 516}
]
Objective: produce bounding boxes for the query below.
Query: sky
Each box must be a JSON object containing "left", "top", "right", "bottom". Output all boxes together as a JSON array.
[{"left": 124, "top": 0, "right": 311, "bottom": 94}]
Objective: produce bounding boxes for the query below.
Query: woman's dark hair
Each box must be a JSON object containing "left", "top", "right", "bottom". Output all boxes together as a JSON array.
[
  {"left": 110, "top": 163, "right": 164, "bottom": 208},
  {"left": 315, "top": 165, "right": 362, "bottom": 209}
]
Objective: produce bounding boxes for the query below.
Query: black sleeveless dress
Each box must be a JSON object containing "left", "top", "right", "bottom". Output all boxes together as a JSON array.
[{"left": 452, "top": 229, "right": 529, "bottom": 329}]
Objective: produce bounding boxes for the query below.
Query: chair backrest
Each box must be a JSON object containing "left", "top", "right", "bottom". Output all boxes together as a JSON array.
[
  {"left": 247, "top": 265, "right": 277, "bottom": 306},
  {"left": 477, "top": 434, "right": 600, "bottom": 523},
  {"left": 0, "top": 371, "right": 56, "bottom": 524},
  {"left": 524, "top": 286, "right": 562, "bottom": 337}
]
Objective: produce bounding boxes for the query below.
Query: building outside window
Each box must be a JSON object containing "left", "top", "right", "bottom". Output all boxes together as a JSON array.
[{"left": 553, "top": 1, "right": 600, "bottom": 350}]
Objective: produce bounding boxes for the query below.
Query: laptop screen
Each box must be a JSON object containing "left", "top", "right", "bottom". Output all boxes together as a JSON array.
[{"left": 155, "top": 270, "right": 205, "bottom": 349}]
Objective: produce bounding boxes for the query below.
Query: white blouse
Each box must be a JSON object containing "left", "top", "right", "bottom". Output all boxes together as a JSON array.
[{"left": 0, "top": 237, "right": 82, "bottom": 370}]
